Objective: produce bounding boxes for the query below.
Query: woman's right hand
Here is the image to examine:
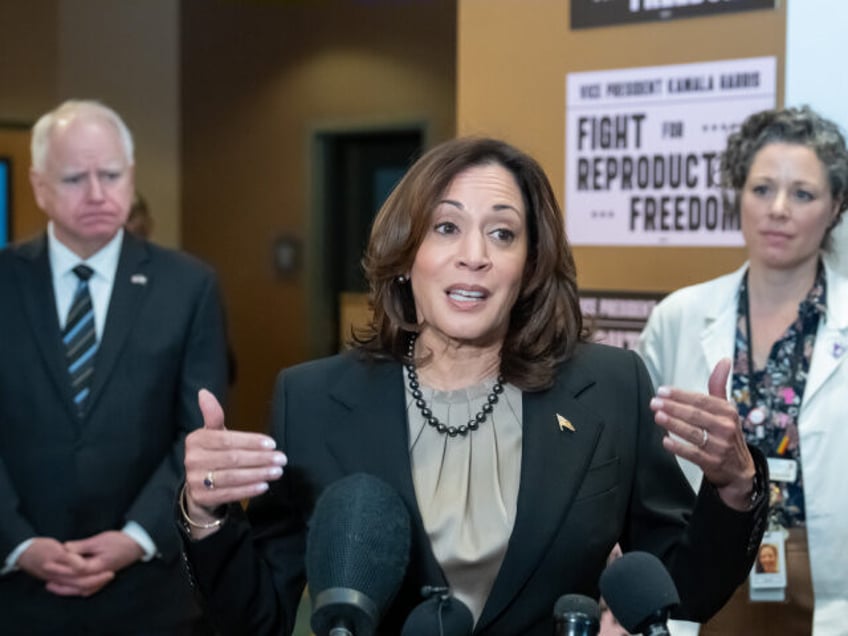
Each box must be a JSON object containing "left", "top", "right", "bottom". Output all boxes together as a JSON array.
[{"left": 183, "top": 389, "right": 287, "bottom": 537}]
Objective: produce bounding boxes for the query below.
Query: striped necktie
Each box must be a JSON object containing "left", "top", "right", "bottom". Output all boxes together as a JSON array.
[{"left": 63, "top": 264, "right": 97, "bottom": 415}]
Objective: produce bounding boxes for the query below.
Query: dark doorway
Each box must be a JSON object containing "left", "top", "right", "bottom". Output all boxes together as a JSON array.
[{"left": 312, "top": 128, "right": 423, "bottom": 354}]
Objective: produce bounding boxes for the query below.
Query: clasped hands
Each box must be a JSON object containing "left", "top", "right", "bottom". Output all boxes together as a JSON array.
[
  {"left": 650, "top": 358, "right": 757, "bottom": 511},
  {"left": 182, "top": 389, "right": 287, "bottom": 538},
  {"left": 18, "top": 530, "right": 143, "bottom": 597}
]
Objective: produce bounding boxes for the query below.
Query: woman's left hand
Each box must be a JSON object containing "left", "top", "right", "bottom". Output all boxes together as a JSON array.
[{"left": 650, "top": 358, "right": 756, "bottom": 511}]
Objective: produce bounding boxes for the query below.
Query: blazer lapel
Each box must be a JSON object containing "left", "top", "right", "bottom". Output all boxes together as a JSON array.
[
  {"left": 13, "top": 236, "right": 79, "bottom": 419},
  {"left": 85, "top": 234, "right": 150, "bottom": 415},
  {"left": 476, "top": 372, "right": 605, "bottom": 631},
  {"left": 324, "top": 358, "right": 445, "bottom": 584}
]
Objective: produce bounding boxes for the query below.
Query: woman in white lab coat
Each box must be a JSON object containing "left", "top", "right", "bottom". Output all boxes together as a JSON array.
[{"left": 639, "top": 105, "right": 848, "bottom": 636}]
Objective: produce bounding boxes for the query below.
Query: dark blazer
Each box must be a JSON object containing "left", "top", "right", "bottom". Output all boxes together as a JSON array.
[
  {"left": 0, "top": 232, "right": 228, "bottom": 635},
  {"left": 185, "top": 344, "right": 767, "bottom": 636}
]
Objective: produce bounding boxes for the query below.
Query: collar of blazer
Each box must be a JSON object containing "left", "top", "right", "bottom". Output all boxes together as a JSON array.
[
  {"left": 83, "top": 232, "right": 151, "bottom": 416},
  {"left": 322, "top": 349, "right": 607, "bottom": 630},
  {"left": 12, "top": 235, "right": 72, "bottom": 414},
  {"left": 13, "top": 232, "right": 152, "bottom": 421}
]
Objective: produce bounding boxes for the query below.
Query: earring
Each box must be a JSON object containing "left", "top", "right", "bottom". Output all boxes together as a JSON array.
[{"left": 396, "top": 275, "right": 407, "bottom": 284}]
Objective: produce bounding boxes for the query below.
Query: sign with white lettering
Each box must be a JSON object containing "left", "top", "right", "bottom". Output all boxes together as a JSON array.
[
  {"left": 571, "top": 0, "right": 775, "bottom": 30},
  {"left": 565, "top": 56, "right": 775, "bottom": 246}
]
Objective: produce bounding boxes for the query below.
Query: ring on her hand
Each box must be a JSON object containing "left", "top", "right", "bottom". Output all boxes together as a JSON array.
[
  {"left": 698, "top": 428, "right": 709, "bottom": 449},
  {"left": 203, "top": 471, "right": 215, "bottom": 490}
]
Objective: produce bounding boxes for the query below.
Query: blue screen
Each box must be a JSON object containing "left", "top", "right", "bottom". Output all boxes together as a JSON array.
[{"left": 0, "top": 159, "right": 9, "bottom": 246}]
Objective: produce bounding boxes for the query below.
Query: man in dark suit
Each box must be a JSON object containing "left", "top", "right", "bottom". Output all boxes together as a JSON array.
[{"left": 0, "top": 100, "right": 228, "bottom": 635}]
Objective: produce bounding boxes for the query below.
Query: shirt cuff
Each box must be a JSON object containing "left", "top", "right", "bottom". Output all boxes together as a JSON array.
[
  {"left": 2, "top": 538, "right": 34, "bottom": 575},
  {"left": 122, "top": 521, "right": 158, "bottom": 562}
]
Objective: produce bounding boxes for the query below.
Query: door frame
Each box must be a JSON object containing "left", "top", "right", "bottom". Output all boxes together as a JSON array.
[{"left": 306, "top": 120, "right": 428, "bottom": 357}]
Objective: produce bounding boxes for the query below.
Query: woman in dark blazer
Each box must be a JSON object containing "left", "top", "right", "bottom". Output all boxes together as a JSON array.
[{"left": 179, "top": 137, "right": 768, "bottom": 635}]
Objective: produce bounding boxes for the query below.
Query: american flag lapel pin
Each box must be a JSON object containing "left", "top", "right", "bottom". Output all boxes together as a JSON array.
[
  {"left": 130, "top": 273, "right": 148, "bottom": 285},
  {"left": 556, "top": 413, "right": 575, "bottom": 432}
]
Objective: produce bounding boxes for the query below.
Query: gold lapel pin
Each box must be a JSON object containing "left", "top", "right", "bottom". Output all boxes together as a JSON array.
[{"left": 556, "top": 413, "right": 575, "bottom": 432}]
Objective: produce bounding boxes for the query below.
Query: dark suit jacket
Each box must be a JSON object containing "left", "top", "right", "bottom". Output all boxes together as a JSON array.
[
  {"left": 0, "top": 232, "right": 228, "bottom": 635},
  {"left": 185, "top": 344, "right": 767, "bottom": 636}
]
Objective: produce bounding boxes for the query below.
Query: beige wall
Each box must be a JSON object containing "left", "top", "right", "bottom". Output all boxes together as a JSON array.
[
  {"left": 181, "top": 0, "right": 457, "bottom": 428},
  {"left": 457, "top": 0, "right": 786, "bottom": 292},
  {"left": 56, "top": 0, "right": 181, "bottom": 248},
  {"left": 0, "top": 3, "right": 60, "bottom": 241},
  {"left": 0, "top": 3, "right": 59, "bottom": 123}
]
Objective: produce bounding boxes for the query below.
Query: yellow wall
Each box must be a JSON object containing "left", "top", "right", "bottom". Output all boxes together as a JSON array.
[{"left": 457, "top": 0, "right": 786, "bottom": 292}]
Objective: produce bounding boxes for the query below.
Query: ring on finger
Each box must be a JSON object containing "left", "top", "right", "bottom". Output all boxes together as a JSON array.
[
  {"left": 698, "top": 428, "right": 709, "bottom": 449},
  {"left": 203, "top": 470, "right": 216, "bottom": 490}
]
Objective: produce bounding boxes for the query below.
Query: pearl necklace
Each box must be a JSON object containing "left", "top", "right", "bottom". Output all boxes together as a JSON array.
[{"left": 405, "top": 333, "right": 504, "bottom": 437}]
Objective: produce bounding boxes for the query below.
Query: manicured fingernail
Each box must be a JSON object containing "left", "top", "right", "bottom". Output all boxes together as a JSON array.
[
  {"left": 272, "top": 452, "right": 287, "bottom": 465},
  {"left": 256, "top": 482, "right": 269, "bottom": 493},
  {"left": 268, "top": 466, "right": 283, "bottom": 478},
  {"left": 657, "top": 386, "right": 672, "bottom": 397},
  {"left": 261, "top": 437, "right": 276, "bottom": 449},
  {"left": 650, "top": 397, "right": 663, "bottom": 409}
]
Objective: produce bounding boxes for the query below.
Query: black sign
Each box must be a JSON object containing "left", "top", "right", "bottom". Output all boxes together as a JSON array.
[
  {"left": 572, "top": 0, "right": 775, "bottom": 30},
  {"left": 580, "top": 290, "right": 666, "bottom": 349}
]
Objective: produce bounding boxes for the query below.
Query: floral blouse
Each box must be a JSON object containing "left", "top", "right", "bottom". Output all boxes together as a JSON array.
[{"left": 731, "top": 265, "right": 826, "bottom": 529}]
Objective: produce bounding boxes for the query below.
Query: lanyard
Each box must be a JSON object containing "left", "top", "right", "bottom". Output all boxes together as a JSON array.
[{"left": 741, "top": 271, "right": 806, "bottom": 429}]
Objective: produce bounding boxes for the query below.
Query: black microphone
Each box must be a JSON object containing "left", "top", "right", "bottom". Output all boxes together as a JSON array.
[
  {"left": 598, "top": 551, "right": 680, "bottom": 636},
  {"left": 553, "top": 594, "right": 600, "bottom": 636},
  {"left": 400, "top": 587, "right": 473, "bottom": 636},
  {"left": 306, "top": 473, "right": 411, "bottom": 636}
]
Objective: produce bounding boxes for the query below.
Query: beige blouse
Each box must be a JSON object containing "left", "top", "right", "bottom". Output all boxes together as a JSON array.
[{"left": 406, "top": 377, "right": 523, "bottom": 624}]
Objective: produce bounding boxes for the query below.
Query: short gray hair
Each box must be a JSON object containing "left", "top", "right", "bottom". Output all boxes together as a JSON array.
[
  {"left": 30, "top": 100, "right": 135, "bottom": 172},
  {"left": 721, "top": 105, "right": 848, "bottom": 249}
]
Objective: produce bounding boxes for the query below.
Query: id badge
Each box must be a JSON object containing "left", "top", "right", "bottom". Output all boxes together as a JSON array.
[
  {"left": 749, "top": 529, "right": 787, "bottom": 602},
  {"left": 767, "top": 457, "right": 798, "bottom": 483}
]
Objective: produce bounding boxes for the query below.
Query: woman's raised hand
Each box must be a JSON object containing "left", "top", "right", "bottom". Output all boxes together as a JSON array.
[
  {"left": 183, "top": 389, "right": 287, "bottom": 533},
  {"left": 650, "top": 359, "right": 757, "bottom": 511}
]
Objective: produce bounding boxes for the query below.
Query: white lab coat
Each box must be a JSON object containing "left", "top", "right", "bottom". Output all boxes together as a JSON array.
[{"left": 637, "top": 258, "right": 848, "bottom": 635}]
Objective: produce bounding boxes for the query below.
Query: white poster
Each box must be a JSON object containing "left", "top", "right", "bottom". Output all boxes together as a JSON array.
[{"left": 565, "top": 56, "right": 776, "bottom": 247}]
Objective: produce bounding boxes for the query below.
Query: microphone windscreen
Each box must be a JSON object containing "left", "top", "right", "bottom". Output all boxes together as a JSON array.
[
  {"left": 306, "top": 473, "right": 411, "bottom": 632},
  {"left": 598, "top": 551, "right": 680, "bottom": 633},
  {"left": 553, "top": 593, "right": 601, "bottom": 622},
  {"left": 401, "top": 596, "right": 473, "bottom": 636}
]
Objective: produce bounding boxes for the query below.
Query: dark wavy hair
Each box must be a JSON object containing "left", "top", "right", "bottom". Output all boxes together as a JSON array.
[
  {"left": 721, "top": 106, "right": 848, "bottom": 250},
  {"left": 352, "top": 137, "right": 585, "bottom": 391}
]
